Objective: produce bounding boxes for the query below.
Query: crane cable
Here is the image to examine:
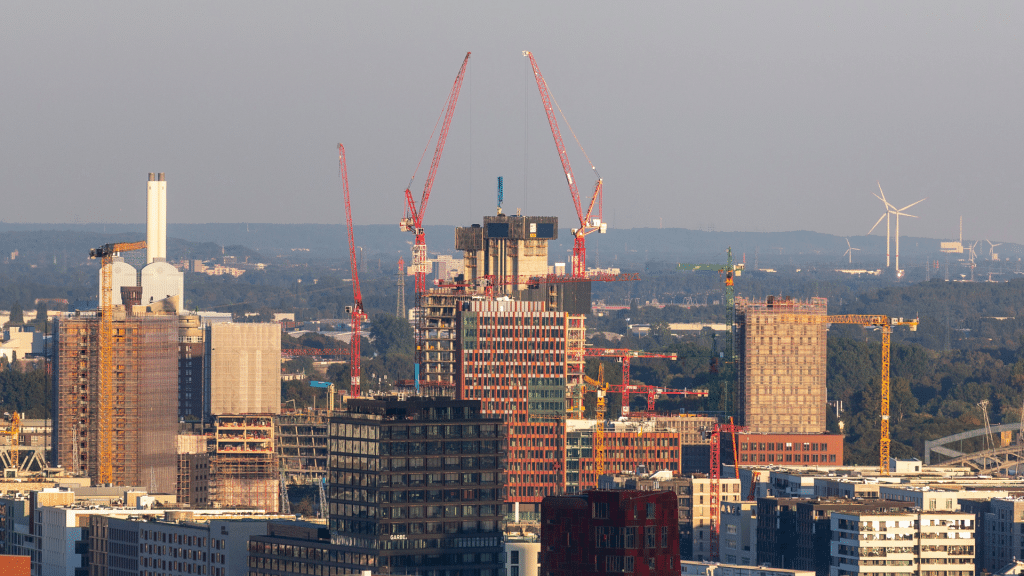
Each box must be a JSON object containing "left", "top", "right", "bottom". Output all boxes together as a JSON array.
[{"left": 544, "top": 77, "right": 601, "bottom": 180}]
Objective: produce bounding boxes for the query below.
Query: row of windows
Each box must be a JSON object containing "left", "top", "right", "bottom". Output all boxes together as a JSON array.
[
  {"left": 380, "top": 505, "right": 501, "bottom": 519},
  {"left": 378, "top": 441, "right": 502, "bottom": 456},
  {"left": 741, "top": 442, "right": 829, "bottom": 451},
  {"left": 742, "top": 453, "right": 836, "bottom": 463},
  {"left": 376, "top": 457, "right": 500, "bottom": 472},
  {"left": 382, "top": 522, "right": 500, "bottom": 535}
]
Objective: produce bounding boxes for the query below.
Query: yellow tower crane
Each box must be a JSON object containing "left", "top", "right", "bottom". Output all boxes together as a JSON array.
[
  {"left": 3, "top": 412, "right": 20, "bottom": 473},
  {"left": 89, "top": 241, "right": 146, "bottom": 484},
  {"left": 583, "top": 364, "right": 609, "bottom": 477},
  {"left": 820, "top": 314, "right": 918, "bottom": 475}
]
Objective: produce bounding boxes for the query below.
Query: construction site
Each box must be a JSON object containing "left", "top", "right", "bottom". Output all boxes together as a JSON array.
[
  {"left": 208, "top": 414, "right": 279, "bottom": 512},
  {"left": 52, "top": 311, "right": 179, "bottom": 493}
]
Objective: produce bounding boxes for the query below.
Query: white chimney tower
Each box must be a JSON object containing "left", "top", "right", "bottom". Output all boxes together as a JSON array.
[{"left": 146, "top": 172, "right": 167, "bottom": 263}]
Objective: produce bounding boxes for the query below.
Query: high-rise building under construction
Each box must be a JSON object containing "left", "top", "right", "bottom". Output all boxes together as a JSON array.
[
  {"left": 734, "top": 296, "right": 828, "bottom": 434},
  {"left": 457, "top": 299, "right": 583, "bottom": 516},
  {"left": 52, "top": 311, "right": 179, "bottom": 493}
]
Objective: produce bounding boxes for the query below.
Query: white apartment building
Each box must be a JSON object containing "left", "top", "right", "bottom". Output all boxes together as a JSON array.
[
  {"left": 830, "top": 511, "right": 974, "bottom": 576},
  {"left": 692, "top": 477, "right": 742, "bottom": 561},
  {"left": 720, "top": 501, "right": 757, "bottom": 566}
]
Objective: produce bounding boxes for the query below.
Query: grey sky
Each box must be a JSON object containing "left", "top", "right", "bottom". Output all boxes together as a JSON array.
[{"left": 2, "top": 2, "right": 1022, "bottom": 243}]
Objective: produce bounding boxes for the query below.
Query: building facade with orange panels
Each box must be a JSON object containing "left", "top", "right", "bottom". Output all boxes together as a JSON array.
[{"left": 457, "top": 299, "right": 568, "bottom": 516}]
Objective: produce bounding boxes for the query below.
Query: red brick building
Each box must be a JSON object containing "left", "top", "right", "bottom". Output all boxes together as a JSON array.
[
  {"left": 730, "top": 433, "right": 843, "bottom": 466},
  {"left": 541, "top": 490, "right": 680, "bottom": 576}
]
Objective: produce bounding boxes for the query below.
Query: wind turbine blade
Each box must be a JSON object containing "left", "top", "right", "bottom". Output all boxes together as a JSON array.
[
  {"left": 898, "top": 198, "right": 926, "bottom": 212},
  {"left": 868, "top": 213, "right": 887, "bottom": 234},
  {"left": 896, "top": 213, "right": 918, "bottom": 219},
  {"left": 846, "top": 238, "right": 852, "bottom": 249},
  {"left": 873, "top": 193, "right": 896, "bottom": 211},
  {"left": 876, "top": 182, "right": 893, "bottom": 207}
]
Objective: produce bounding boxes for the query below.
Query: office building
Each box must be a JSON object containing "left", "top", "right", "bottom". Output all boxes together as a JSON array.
[
  {"left": 328, "top": 397, "right": 506, "bottom": 576},
  {"left": 248, "top": 520, "right": 349, "bottom": 576},
  {"left": 735, "top": 296, "right": 827, "bottom": 434},
  {"left": 457, "top": 299, "right": 571, "bottom": 516},
  {"left": 733, "top": 433, "right": 843, "bottom": 467},
  {"left": 540, "top": 490, "right": 681, "bottom": 576}
]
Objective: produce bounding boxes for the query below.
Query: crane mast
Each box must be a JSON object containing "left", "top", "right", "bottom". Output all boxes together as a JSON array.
[
  {"left": 819, "top": 314, "right": 918, "bottom": 475},
  {"left": 401, "top": 52, "right": 471, "bottom": 294},
  {"left": 89, "top": 240, "right": 146, "bottom": 484},
  {"left": 340, "top": 144, "right": 366, "bottom": 398},
  {"left": 523, "top": 51, "right": 605, "bottom": 278}
]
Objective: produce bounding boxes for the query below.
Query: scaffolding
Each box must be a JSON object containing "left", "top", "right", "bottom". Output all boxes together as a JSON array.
[
  {"left": 208, "top": 414, "right": 279, "bottom": 512},
  {"left": 415, "top": 288, "right": 473, "bottom": 397},
  {"left": 734, "top": 296, "right": 828, "bottom": 434},
  {"left": 565, "top": 315, "right": 586, "bottom": 418},
  {"left": 54, "top": 313, "right": 178, "bottom": 491},
  {"left": 276, "top": 411, "right": 328, "bottom": 485}
]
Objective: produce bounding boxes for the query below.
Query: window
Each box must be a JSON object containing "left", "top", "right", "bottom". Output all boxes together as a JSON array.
[
  {"left": 645, "top": 526, "right": 656, "bottom": 548},
  {"left": 511, "top": 551, "right": 519, "bottom": 564},
  {"left": 646, "top": 503, "right": 655, "bottom": 518},
  {"left": 593, "top": 502, "right": 609, "bottom": 519},
  {"left": 662, "top": 527, "right": 668, "bottom": 548}
]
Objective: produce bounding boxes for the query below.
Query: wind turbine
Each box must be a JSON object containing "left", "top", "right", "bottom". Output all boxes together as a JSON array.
[
  {"left": 844, "top": 238, "right": 860, "bottom": 264},
  {"left": 967, "top": 240, "right": 980, "bottom": 281},
  {"left": 869, "top": 183, "right": 925, "bottom": 275},
  {"left": 986, "top": 239, "right": 1002, "bottom": 261},
  {"left": 868, "top": 183, "right": 892, "bottom": 268}
]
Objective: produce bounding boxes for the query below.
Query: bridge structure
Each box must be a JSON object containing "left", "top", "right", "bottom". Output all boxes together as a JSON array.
[{"left": 924, "top": 423, "right": 1024, "bottom": 474}]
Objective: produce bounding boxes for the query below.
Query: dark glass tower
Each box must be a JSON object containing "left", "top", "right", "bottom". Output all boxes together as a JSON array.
[{"left": 329, "top": 397, "right": 507, "bottom": 576}]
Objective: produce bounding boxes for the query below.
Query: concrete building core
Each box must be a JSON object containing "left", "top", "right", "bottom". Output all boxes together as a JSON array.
[
  {"left": 735, "top": 296, "right": 827, "bottom": 434},
  {"left": 455, "top": 214, "right": 557, "bottom": 290},
  {"left": 205, "top": 323, "right": 281, "bottom": 417}
]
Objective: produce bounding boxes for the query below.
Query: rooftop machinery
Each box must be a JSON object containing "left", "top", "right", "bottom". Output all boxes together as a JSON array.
[
  {"left": 339, "top": 143, "right": 366, "bottom": 398},
  {"left": 523, "top": 51, "right": 607, "bottom": 278}
]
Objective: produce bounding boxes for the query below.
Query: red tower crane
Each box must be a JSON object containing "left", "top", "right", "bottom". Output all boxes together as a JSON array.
[
  {"left": 339, "top": 143, "right": 366, "bottom": 398},
  {"left": 523, "top": 51, "right": 606, "bottom": 278},
  {"left": 707, "top": 418, "right": 747, "bottom": 561},
  {"left": 401, "top": 52, "right": 471, "bottom": 294},
  {"left": 584, "top": 348, "right": 678, "bottom": 415}
]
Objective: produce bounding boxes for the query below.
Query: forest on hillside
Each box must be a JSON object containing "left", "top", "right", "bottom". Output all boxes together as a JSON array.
[{"left": 3, "top": 257, "right": 1024, "bottom": 465}]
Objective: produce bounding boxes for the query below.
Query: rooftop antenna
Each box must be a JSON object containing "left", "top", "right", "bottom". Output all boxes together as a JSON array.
[
  {"left": 497, "top": 176, "right": 504, "bottom": 214},
  {"left": 843, "top": 238, "right": 860, "bottom": 264}
]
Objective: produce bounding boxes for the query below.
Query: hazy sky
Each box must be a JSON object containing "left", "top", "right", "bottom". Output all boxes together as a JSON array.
[{"left": 2, "top": 3, "right": 1022, "bottom": 243}]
